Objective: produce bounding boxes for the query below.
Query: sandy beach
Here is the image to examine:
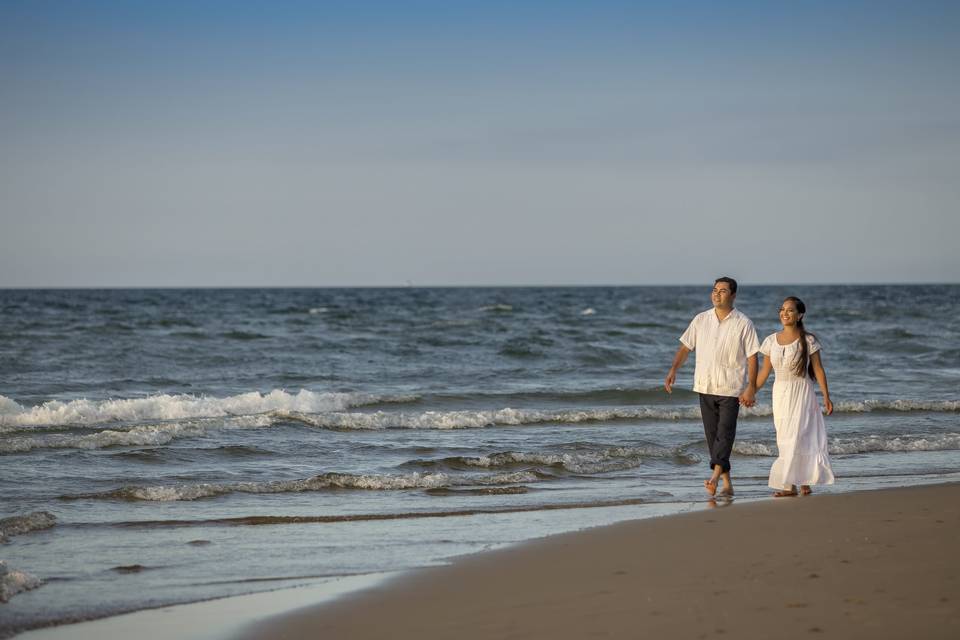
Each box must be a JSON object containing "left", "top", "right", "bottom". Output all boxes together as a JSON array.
[{"left": 238, "top": 483, "right": 959, "bottom": 640}]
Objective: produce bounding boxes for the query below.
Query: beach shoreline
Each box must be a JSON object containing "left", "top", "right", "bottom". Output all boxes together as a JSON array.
[
  {"left": 12, "top": 483, "right": 960, "bottom": 639},
  {"left": 12, "top": 500, "right": 701, "bottom": 639},
  {"left": 14, "top": 572, "right": 399, "bottom": 640},
  {"left": 235, "top": 483, "right": 960, "bottom": 640}
]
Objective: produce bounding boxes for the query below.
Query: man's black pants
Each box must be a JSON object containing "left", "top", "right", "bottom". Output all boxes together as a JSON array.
[{"left": 698, "top": 393, "right": 740, "bottom": 473}]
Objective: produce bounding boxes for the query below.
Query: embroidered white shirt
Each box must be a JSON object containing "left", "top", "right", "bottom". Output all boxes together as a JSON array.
[{"left": 679, "top": 307, "right": 760, "bottom": 397}]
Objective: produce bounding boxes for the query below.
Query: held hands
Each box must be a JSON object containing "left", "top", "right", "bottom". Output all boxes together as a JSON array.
[{"left": 738, "top": 386, "right": 757, "bottom": 408}]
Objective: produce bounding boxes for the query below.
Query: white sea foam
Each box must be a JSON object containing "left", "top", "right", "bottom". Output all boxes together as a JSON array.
[
  {"left": 277, "top": 400, "right": 952, "bottom": 433},
  {"left": 834, "top": 400, "right": 960, "bottom": 413},
  {"left": 0, "top": 395, "right": 21, "bottom": 416},
  {"left": 735, "top": 433, "right": 960, "bottom": 457},
  {"left": 80, "top": 471, "right": 542, "bottom": 502},
  {"left": 282, "top": 406, "right": 708, "bottom": 430},
  {"left": 0, "top": 511, "right": 56, "bottom": 543},
  {"left": 0, "top": 422, "right": 209, "bottom": 453},
  {"left": 732, "top": 441, "right": 778, "bottom": 456},
  {"left": 3, "top": 394, "right": 951, "bottom": 434},
  {"left": 0, "top": 390, "right": 417, "bottom": 431},
  {"left": 828, "top": 433, "right": 960, "bottom": 454},
  {"left": 0, "top": 415, "right": 279, "bottom": 453},
  {"left": 735, "top": 400, "right": 959, "bottom": 418},
  {"left": 0, "top": 561, "right": 43, "bottom": 602}
]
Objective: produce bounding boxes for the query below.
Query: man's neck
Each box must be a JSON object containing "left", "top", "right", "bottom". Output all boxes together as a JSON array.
[{"left": 714, "top": 306, "right": 734, "bottom": 321}]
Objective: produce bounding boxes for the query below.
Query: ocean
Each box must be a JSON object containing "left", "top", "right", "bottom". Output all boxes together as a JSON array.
[{"left": 2, "top": 285, "right": 959, "bottom": 637}]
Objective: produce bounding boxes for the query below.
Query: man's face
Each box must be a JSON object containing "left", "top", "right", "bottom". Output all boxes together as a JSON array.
[{"left": 711, "top": 283, "right": 735, "bottom": 309}]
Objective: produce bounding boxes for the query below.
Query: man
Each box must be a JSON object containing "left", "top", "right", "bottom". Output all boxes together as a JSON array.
[{"left": 665, "top": 277, "right": 759, "bottom": 497}]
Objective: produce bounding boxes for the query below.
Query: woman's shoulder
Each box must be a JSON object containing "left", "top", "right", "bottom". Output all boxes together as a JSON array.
[
  {"left": 759, "top": 332, "right": 777, "bottom": 353},
  {"left": 805, "top": 333, "right": 822, "bottom": 350}
]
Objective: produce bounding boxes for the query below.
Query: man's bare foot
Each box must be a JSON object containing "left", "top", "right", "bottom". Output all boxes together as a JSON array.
[
  {"left": 704, "top": 478, "right": 718, "bottom": 496},
  {"left": 718, "top": 486, "right": 734, "bottom": 497},
  {"left": 801, "top": 485, "right": 812, "bottom": 495},
  {"left": 773, "top": 489, "right": 798, "bottom": 497}
]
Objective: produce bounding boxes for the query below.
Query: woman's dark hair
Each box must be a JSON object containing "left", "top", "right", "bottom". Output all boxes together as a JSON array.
[{"left": 785, "top": 296, "right": 816, "bottom": 379}]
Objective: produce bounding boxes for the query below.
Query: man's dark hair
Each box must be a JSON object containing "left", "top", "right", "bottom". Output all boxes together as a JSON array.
[{"left": 715, "top": 276, "right": 738, "bottom": 294}]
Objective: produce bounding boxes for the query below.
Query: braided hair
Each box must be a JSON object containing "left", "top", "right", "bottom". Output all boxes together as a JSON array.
[{"left": 784, "top": 296, "right": 817, "bottom": 379}]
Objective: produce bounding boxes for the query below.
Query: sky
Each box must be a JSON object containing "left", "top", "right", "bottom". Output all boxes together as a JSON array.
[{"left": 1, "top": 0, "right": 958, "bottom": 287}]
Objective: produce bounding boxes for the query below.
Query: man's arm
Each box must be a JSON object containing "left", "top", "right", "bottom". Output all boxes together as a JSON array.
[
  {"left": 739, "top": 323, "right": 761, "bottom": 407},
  {"left": 665, "top": 345, "right": 691, "bottom": 393},
  {"left": 738, "top": 353, "right": 758, "bottom": 406}
]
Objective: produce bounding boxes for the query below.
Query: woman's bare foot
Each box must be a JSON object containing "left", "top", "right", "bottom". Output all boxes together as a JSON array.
[
  {"left": 704, "top": 478, "right": 718, "bottom": 496},
  {"left": 773, "top": 488, "right": 798, "bottom": 497},
  {"left": 801, "top": 485, "right": 812, "bottom": 496}
]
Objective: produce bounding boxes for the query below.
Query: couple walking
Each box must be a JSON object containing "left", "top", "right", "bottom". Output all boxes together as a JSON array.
[{"left": 665, "top": 277, "right": 835, "bottom": 498}]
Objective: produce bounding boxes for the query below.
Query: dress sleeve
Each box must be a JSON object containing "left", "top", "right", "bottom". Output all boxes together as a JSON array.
[
  {"left": 679, "top": 317, "right": 697, "bottom": 350},
  {"left": 759, "top": 334, "right": 772, "bottom": 357},
  {"left": 807, "top": 333, "right": 821, "bottom": 355}
]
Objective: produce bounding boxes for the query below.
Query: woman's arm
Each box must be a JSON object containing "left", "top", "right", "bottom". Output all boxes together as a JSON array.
[
  {"left": 810, "top": 351, "right": 833, "bottom": 415},
  {"left": 756, "top": 354, "right": 773, "bottom": 390}
]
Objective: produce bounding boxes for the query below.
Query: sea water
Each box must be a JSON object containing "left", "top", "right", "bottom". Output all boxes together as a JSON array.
[{"left": 2, "top": 285, "right": 958, "bottom": 636}]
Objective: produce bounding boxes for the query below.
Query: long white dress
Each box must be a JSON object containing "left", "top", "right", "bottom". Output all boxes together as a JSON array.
[{"left": 760, "top": 333, "right": 835, "bottom": 489}]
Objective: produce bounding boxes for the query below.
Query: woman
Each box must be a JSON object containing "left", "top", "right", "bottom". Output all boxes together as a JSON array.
[{"left": 756, "top": 297, "right": 834, "bottom": 496}]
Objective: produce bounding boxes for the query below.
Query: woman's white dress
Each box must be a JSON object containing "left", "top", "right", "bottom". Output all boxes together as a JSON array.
[{"left": 760, "top": 333, "right": 834, "bottom": 489}]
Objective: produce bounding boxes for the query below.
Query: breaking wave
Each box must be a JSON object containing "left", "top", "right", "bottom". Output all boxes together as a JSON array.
[
  {"left": 407, "top": 446, "right": 699, "bottom": 474},
  {"left": 0, "top": 416, "right": 273, "bottom": 454},
  {"left": 0, "top": 561, "right": 43, "bottom": 603},
  {"left": 281, "top": 406, "right": 707, "bottom": 430},
  {"left": 734, "top": 433, "right": 960, "bottom": 457},
  {"left": 0, "top": 390, "right": 418, "bottom": 431},
  {"left": 3, "top": 393, "right": 954, "bottom": 435},
  {"left": 67, "top": 470, "right": 542, "bottom": 502},
  {"left": 0, "top": 512, "right": 56, "bottom": 544},
  {"left": 254, "top": 400, "right": 960, "bottom": 432},
  {"left": 439, "top": 386, "right": 698, "bottom": 404},
  {"left": 833, "top": 400, "right": 960, "bottom": 413}
]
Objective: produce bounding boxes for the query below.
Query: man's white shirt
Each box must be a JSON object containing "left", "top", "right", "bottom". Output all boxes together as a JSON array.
[{"left": 679, "top": 308, "right": 760, "bottom": 397}]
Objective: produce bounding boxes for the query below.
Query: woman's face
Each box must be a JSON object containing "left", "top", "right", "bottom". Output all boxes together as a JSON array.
[{"left": 779, "top": 300, "right": 801, "bottom": 327}]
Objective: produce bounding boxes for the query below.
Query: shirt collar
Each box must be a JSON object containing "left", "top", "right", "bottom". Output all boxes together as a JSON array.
[{"left": 711, "top": 307, "right": 740, "bottom": 323}]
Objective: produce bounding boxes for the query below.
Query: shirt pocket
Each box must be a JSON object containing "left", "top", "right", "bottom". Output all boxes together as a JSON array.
[
  {"left": 717, "top": 335, "right": 740, "bottom": 367},
  {"left": 715, "top": 364, "right": 742, "bottom": 391}
]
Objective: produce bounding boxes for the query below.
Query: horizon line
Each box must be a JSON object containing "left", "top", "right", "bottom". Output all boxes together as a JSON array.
[{"left": 2, "top": 281, "right": 958, "bottom": 291}]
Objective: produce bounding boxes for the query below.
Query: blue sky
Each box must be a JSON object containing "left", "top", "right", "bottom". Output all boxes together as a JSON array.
[{"left": 2, "top": 1, "right": 958, "bottom": 286}]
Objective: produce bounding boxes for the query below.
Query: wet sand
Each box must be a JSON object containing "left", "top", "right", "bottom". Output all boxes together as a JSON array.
[{"left": 238, "top": 483, "right": 960, "bottom": 640}]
